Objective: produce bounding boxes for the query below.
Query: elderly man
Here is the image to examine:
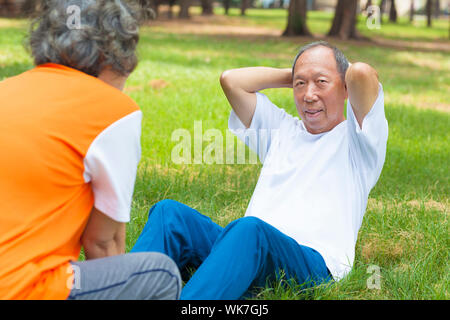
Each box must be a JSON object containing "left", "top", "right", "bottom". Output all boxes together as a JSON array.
[
  {"left": 0, "top": 0, "right": 180, "bottom": 300},
  {"left": 132, "top": 41, "right": 388, "bottom": 299}
]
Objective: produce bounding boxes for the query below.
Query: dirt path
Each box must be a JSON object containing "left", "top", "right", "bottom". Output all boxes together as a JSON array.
[{"left": 149, "top": 15, "right": 282, "bottom": 37}]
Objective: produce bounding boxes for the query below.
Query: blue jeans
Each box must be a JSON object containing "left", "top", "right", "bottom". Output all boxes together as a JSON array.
[{"left": 131, "top": 199, "right": 332, "bottom": 300}]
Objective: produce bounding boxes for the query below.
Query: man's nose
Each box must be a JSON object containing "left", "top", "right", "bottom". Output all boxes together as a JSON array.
[{"left": 304, "top": 84, "right": 317, "bottom": 102}]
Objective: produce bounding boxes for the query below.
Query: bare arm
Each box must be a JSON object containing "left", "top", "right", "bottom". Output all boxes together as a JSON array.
[
  {"left": 220, "top": 67, "right": 292, "bottom": 128},
  {"left": 81, "top": 207, "right": 126, "bottom": 260},
  {"left": 345, "top": 62, "right": 380, "bottom": 129}
]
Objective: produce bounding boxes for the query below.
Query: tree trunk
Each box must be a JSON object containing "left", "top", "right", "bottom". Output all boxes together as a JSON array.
[
  {"left": 389, "top": 0, "right": 397, "bottom": 22},
  {"left": 379, "top": 0, "right": 387, "bottom": 15},
  {"left": 20, "top": 0, "right": 37, "bottom": 16},
  {"left": 409, "top": 0, "right": 414, "bottom": 22},
  {"left": 328, "top": 0, "right": 362, "bottom": 40},
  {"left": 178, "top": 0, "right": 191, "bottom": 18},
  {"left": 241, "top": 0, "right": 249, "bottom": 16},
  {"left": 154, "top": 2, "right": 161, "bottom": 19},
  {"left": 224, "top": 0, "right": 230, "bottom": 15},
  {"left": 282, "top": 0, "right": 311, "bottom": 36},
  {"left": 201, "top": 0, "right": 214, "bottom": 15},
  {"left": 0, "top": 0, "right": 23, "bottom": 17},
  {"left": 426, "top": 0, "right": 432, "bottom": 27},
  {"left": 434, "top": 0, "right": 440, "bottom": 18},
  {"left": 168, "top": 4, "right": 173, "bottom": 19}
]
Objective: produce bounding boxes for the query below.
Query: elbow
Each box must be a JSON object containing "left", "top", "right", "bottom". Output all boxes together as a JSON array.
[
  {"left": 219, "top": 70, "right": 233, "bottom": 90},
  {"left": 346, "top": 62, "right": 378, "bottom": 85}
]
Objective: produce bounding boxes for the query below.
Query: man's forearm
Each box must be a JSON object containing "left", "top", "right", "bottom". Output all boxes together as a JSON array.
[
  {"left": 345, "top": 62, "right": 379, "bottom": 128},
  {"left": 220, "top": 67, "right": 292, "bottom": 128},
  {"left": 220, "top": 67, "right": 292, "bottom": 93}
]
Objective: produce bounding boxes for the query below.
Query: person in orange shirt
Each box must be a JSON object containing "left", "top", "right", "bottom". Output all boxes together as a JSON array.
[{"left": 0, "top": 0, "right": 181, "bottom": 300}]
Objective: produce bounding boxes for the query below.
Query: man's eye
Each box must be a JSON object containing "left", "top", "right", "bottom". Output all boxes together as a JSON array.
[
  {"left": 296, "top": 81, "right": 305, "bottom": 86},
  {"left": 318, "top": 79, "right": 327, "bottom": 84}
]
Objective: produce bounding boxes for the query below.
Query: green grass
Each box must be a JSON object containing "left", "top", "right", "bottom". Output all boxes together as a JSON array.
[{"left": 0, "top": 8, "right": 449, "bottom": 300}]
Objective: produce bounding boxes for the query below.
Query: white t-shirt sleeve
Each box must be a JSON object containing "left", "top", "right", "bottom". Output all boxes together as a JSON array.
[
  {"left": 83, "top": 110, "right": 143, "bottom": 222},
  {"left": 347, "top": 83, "right": 388, "bottom": 190},
  {"left": 228, "top": 92, "right": 295, "bottom": 163}
]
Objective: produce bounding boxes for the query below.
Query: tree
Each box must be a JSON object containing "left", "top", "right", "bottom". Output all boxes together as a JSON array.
[
  {"left": 388, "top": 0, "right": 397, "bottom": 22},
  {"left": 426, "top": 0, "right": 432, "bottom": 27},
  {"left": 179, "top": 0, "right": 191, "bottom": 18},
  {"left": 20, "top": 0, "right": 38, "bottom": 16},
  {"left": 379, "top": 0, "right": 387, "bottom": 16},
  {"left": 282, "top": 0, "right": 311, "bottom": 36},
  {"left": 328, "top": 0, "right": 362, "bottom": 40},
  {"left": 434, "top": 0, "right": 440, "bottom": 18},
  {"left": 223, "top": 0, "right": 231, "bottom": 15},
  {"left": 0, "top": 0, "right": 24, "bottom": 17},
  {"left": 241, "top": 0, "right": 250, "bottom": 16},
  {"left": 168, "top": 0, "right": 176, "bottom": 18},
  {"left": 201, "top": 0, "right": 214, "bottom": 15},
  {"left": 409, "top": 0, "right": 414, "bottom": 23}
]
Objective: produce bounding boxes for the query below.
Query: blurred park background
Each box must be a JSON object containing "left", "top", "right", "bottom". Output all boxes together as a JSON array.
[{"left": 0, "top": 0, "right": 449, "bottom": 299}]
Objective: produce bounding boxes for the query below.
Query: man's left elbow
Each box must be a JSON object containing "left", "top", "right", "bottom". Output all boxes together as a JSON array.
[{"left": 346, "top": 62, "right": 378, "bottom": 83}]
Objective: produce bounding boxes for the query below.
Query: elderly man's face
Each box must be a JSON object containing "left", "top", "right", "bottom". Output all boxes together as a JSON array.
[{"left": 293, "top": 46, "right": 348, "bottom": 134}]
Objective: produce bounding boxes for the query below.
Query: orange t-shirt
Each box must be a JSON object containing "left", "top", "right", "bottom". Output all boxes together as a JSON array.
[{"left": 0, "top": 63, "right": 142, "bottom": 299}]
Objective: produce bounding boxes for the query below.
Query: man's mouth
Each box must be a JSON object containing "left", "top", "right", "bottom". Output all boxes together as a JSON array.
[{"left": 304, "top": 109, "right": 323, "bottom": 117}]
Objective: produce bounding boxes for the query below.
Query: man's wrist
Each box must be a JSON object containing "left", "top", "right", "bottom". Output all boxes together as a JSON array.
[{"left": 280, "top": 68, "right": 293, "bottom": 88}]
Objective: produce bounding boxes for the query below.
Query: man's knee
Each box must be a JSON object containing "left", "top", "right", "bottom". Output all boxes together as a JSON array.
[
  {"left": 150, "top": 199, "right": 180, "bottom": 215},
  {"left": 149, "top": 199, "right": 187, "bottom": 221},
  {"left": 149, "top": 199, "right": 201, "bottom": 227},
  {"left": 226, "top": 216, "right": 266, "bottom": 236}
]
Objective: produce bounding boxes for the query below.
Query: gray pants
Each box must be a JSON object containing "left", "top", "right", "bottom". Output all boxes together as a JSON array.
[{"left": 67, "top": 252, "right": 181, "bottom": 300}]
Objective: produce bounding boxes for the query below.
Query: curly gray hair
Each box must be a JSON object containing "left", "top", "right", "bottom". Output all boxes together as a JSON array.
[{"left": 28, "top": 0, "right": 151, "bottom": 77}]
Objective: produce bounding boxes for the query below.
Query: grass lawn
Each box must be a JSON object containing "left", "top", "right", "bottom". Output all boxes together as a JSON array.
[{"left": 0, "top": 7, "right": 448, "bottom": 299}]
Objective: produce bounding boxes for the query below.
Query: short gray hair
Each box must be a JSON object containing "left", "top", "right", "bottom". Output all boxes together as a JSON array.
[
  {"left": 292, "top": 41, "right": 349, "bottom": 82},
  {"left": 27, "top": 0, "right": 152, "bottom": 77}
]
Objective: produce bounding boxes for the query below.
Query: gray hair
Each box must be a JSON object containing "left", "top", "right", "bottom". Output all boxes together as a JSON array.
[
  {"left": 27, "top": 0, "right": 152, "bottom": 77},
  {"left": 292, "top": 41, "right": 349, "bottom": 82}
]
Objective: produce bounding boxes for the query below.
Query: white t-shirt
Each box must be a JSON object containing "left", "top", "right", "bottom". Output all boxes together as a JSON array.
[{"left": 228, "top": 84, "right": 388, "bottom": 280}]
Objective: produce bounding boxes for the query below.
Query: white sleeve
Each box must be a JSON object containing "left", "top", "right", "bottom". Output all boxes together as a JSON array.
[
  {"left": 83, "top": 110, "right": 142, "bottom": 222},
  {"left": 347, "top": 83, "right": 388, "bottom": 190},
  {"left": 228, "top": 92, "right": 295, "bottom": 163}
]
